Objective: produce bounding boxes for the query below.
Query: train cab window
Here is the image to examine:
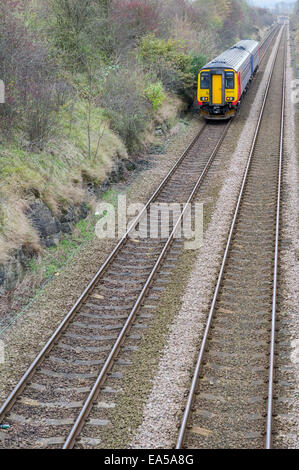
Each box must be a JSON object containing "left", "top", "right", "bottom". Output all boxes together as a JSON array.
[
  {"left": 200, "top": 72, "right": 210, "bottom": 89},
  {"left": 225, "top": 72, "right": 234, "bottom": 89}
]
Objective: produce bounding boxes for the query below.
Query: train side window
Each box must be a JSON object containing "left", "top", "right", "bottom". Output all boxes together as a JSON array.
[
  {"left": 225, "top": 72, "right": 234, "bottom": 89},
  {"left": 200, "top": 72, "right": 210, "bottom": 89}
]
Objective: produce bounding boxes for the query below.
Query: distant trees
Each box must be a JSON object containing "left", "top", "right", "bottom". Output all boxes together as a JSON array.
[
  {"left": 51, "top": 0, "right": 95, "bottom": 64},
  {"left": 110, "top": 0, "right": 160, "bottom": 54},
  {"left": 295, "top": 0, "right": 299, "bottom": 24},
  {"left": 221, "top": 0, "right": 245, "bottom": 44},
  {"left": 291, "top": 1, "right": 299, "bottom": 59},
  {"left": 49, "top": 0, "right": 275, "bottom": 69},
  {"left": 50, "top": 0, "right": 115, "bottom": 65},
  {"left": 192, "top": 0, "right": 274, "bottom": 47},
  {"left": 0, "top": 0, "right": 275, "bottom": 152},
  {"left": 0, "top": 0, "right": 68, "bottom": 148},
  {"left": 159, "top": 0, "right": 202, "bottom": 28}
]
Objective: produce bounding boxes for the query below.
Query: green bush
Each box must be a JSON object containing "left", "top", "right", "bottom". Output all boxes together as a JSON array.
[
  {"left": 139, "top": 35, "right": 190, "bottom": 70},
  {"left": 138, "top": 35, "right": 195, "bottom": 94},
  {"left": 189, "top": 54, "right": 208, "bottom": 82},
  {"left": 143, "top": 81, "right": 165, "bottom": 110},
  {"left": 50, "top": 0, "right": 113, "bottom": 68}
]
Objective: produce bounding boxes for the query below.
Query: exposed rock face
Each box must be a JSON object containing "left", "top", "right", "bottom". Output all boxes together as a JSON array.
[
  {"left": 0, "top": 157, "right": 142, "bottom": 294},
  {"left": 60, "top": 203, "right": 88, "bottom": 234},
  {"left": 25, "top": 200, "right": 90, "bottom": 247},
  {"left": 26, "top": 201, "right": 62, "bottom": 248},
  {"left": 0, "top": 248, "right": 33, "bottom": 295},
  {"left": 86, "top": 158, "right": 136, "bottom": 197},
  {"left": 122, "top": 158, "right": 136, "bottom": 172},
  {"left": 0, "top": 201, "right": 89, "bottom": 295}
]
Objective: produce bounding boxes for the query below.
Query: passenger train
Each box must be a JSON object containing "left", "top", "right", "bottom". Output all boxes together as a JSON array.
[{"left": 197, "top": 40, "right": 260, "bottom": 119}]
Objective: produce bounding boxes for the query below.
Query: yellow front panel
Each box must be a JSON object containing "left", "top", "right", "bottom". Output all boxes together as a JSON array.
[
  {"left": 224, "top": 70, "right": 238, "bottom": 103},
  {"left": 198, "top": 70, "right": 210, "bottom": 103},
  {"left": 212, "top": 74, "right": 222, "bottom": 104}
]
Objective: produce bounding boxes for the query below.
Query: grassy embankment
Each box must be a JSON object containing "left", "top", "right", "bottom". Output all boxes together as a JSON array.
[{"left": 0, "top": 0, "right": 274, "bottom": 299}]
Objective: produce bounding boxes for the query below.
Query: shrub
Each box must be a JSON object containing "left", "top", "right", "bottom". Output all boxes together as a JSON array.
[
  {"left": 22, "top": 82, "right": 60, "bottom": 149},
  {"left": 50, "top": 0, "right": 95, "bottom": 65},
  {"left": 99, "top": 67, "right": 151, "bottom": 152},
  {"left": 0, "top": 0, "right": 64, "bottom": 148},
  {"left": 143, "top": 81, "right": 165, "bottom": 110},
  {"left": 189, "top": 54, "right": 207, "bottom": 82},
  {"left": 138, "top": 35, "right": 195, "bottom": 94}
]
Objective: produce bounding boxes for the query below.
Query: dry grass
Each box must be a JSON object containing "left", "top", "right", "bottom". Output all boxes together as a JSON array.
[
  {"left": 140, "top": 93, "right": 186, "bottom": 149},
  {"left": 155, "top": 93, "right": 186, "bottom": 123},
  {"left": 0, "top": 99, "right": 128, "bottom": 264},
  {"left": 0, "top": 93, "right": 184, "bottom": 268},
  {"left": 0, "top": 197, "right": 41, "bottom": 264}
]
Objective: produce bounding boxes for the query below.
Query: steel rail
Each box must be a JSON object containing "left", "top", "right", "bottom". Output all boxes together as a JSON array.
[
  {"left": 261, "top": 24, "right": 280, "bottom": 54},
  {"left": 260, "top": 26, "right": 279, "bottom": 61},
  {"left": 176, "top": 25, "right": 285, "bottom": 450},
  {"left": 0, "top": 22, "right": 280, "bottom": 440},
  {"left": 63, "top": 120, "right": 232, "bottom": 449},
  {"left": 0, "top": 123, "right": 207, "bottom": 423},
  {"left": 265, "top": 31, "right": 286, "bottom": 450},
  {"left": 64, "top": 28, "right": 280, "bottom": 448},
  {"left": 59, "top": 22, "right": 280, "bottom": 449}
]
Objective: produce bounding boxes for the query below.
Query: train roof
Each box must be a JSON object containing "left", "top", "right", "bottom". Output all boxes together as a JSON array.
[
  {"left": 234, "top": 39, "right": 259, "bottom": 54},
  {"left": 201, "top": 39, "right": 259, "bottom": 72}
]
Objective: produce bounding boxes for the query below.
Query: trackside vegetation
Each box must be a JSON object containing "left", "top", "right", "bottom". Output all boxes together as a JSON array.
[{"left": 0, "top": 0, "right": 274, "bottom": 293}]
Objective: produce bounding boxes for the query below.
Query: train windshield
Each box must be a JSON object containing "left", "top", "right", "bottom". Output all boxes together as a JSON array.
[
  {"left": 200, "top": 72, "right": 210, "bottom": 89},
  {"left": 225, "top": 72, "right": 234, "bottom": 89}
]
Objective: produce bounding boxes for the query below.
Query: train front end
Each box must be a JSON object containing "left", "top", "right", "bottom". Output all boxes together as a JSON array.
[{"left": 197, "top": 68, "right": 239, "bottom": 120}]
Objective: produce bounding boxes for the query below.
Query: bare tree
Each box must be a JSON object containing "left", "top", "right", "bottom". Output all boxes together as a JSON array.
[{"left": 85, "top": 60, "right": 106, "bottom": 161}]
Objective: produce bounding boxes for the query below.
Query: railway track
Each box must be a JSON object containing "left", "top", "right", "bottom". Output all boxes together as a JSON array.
[
  {"left": 176, "top": 26, "right": 286, "bottom": 450},
  {"left": 0, "top": 115, "right": 232, "bottom": 449},
  {"left": 0, "top": 25, "right": 281, "bottom": 450}
]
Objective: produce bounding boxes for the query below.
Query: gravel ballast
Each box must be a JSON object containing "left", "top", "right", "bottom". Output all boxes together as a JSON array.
[
  {"left": 0, "top": 116, "right": 203, "bottom": 406},
  {"left": 272, "top": 30, "right": 299, "bottom": 449},
  {"left": 129, "top": 29, "right": 292, "bottom": 449},
  {"left": 1, "top": 27, "right": 297, "bottom": 451}
]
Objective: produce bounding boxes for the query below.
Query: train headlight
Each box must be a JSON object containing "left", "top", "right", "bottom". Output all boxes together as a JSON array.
[
  {"left": 226, "top": 97, "right": 234, "bottom": 101},
  {"left": 200, "top": 97, "right": 209, "bottom": 101}
]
